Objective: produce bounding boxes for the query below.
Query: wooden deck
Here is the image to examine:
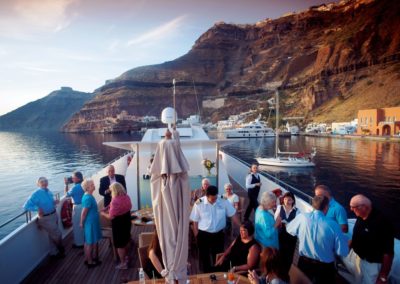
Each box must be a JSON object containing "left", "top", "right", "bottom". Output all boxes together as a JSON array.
[{"left": 22, "top": 225, "right": 156, "bottom": 284}]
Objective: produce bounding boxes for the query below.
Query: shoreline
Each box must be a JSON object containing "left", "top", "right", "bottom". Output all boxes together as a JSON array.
[{"left": 301, "top": 132, "right": 400, "bottom": 142}]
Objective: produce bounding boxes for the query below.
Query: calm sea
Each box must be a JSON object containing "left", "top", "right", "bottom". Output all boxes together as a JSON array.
[{"left": 0, "top": 131, "right": 399, "bottom": 239}]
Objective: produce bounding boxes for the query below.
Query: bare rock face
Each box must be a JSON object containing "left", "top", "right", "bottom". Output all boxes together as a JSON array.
[{"left": 63, "top": 0, "right": 400, "bottom": 132}]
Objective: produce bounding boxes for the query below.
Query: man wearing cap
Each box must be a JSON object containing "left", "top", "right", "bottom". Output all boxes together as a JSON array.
[
  {"left": 24, "top": 177, "right": 65, "bottom": 258},
  {"left": 286, "top": 195, "right": 348, "bottom": 284},
  {"left": 99, "top": 165, "right": 126, "bottom": 208},
  {"left": 314, "top": 184, "right": 348, "bottom": 233},
  {"left": 350, "top": 194, "right": 394, "bottom": 284},
  {"left": 190, "top": 185, "right": 238, "bottom": 272}
]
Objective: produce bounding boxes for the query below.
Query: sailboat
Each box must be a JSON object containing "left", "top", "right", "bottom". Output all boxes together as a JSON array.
[{"left": 256, "top": 90, "right": 316, "bottom": 167}]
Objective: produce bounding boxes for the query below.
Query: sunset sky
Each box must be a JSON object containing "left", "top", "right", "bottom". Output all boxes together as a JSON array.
[{"left": 0, "top": 0, "right": 328, "bottom": 115}]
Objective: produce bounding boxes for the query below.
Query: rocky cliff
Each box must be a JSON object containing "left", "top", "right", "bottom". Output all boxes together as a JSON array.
[
  {"left": 63, "top": 0, "right": 400, "bottom": 132},
  {"left": 0, "top": 87, "right": 94, "bottom": 131}
]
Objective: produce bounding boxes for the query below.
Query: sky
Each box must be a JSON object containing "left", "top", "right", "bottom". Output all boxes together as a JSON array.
[{"left": 0, "top": 0, "right": 328, "bottom": 115}]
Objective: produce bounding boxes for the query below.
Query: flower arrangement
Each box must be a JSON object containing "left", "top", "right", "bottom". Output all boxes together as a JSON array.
[{"left": 202, "top": 158, "right": 215, "bottom": 176}]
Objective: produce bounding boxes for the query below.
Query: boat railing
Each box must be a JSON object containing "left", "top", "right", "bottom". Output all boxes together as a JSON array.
[
  {"left": 0, "top": 192, "right": 63, "bottom": 239},
  {"left": 222, "top": 150, "right": 313, "bottom": 203},
  {"left": 104, "top": 151, "right": 132, "bottom": 167},
  {"left": 0, "top": 211, "right": 31, "bottom": 231}
]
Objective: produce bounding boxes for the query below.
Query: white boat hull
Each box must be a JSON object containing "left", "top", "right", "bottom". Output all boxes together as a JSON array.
[
  {"left": 256, "top": 157, "right": 315, "bottom": 167},
  {"left": 225, "top": 132, "right": 275, "bottom": 138}
]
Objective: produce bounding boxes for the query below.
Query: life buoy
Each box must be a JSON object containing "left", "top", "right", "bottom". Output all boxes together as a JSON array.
[{"left": 61, "top": 199, "right": 73, "bottom": 228}]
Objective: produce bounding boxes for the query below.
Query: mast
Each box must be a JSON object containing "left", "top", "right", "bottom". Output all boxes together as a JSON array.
[
  {"left": 173, "top": 78, "right": 176, "bottom": 127},
  {"left": 275, "top": 89, "right": 279, "bottom": 158}
]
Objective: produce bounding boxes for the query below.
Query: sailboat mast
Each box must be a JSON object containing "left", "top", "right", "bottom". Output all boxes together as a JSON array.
[
  {"left": 173, "top": 78, "right": 176, "bottom": 126},
  {"left": 275, "top": 89, "right": 279, "bottom": 158}
]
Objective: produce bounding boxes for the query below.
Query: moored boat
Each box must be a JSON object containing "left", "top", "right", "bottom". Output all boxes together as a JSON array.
[
  {"left": 257, "top": 90, "right": 316, "bottom": 167},
  {"left": 223, "top": 118, "right": 275, "bottom": 138}
]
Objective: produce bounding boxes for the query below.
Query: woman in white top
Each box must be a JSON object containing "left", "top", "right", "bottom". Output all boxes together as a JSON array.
[
  {"left": 223, "top": 183, "right": 239, "bottom": 210},
  {"left": 274, "top": 191, "right": 299, "bottom": 274}
]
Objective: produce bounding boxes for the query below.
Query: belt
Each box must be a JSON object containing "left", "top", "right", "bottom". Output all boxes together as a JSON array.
[
  {"left": 300, "top": 255, "right": 333, "bottom": 266},
  {"left": 43, "top": 210, "right": 56, "bottom": 217},
  {"left": 199, "top": 229, "right": 224, "bottom": 235}
]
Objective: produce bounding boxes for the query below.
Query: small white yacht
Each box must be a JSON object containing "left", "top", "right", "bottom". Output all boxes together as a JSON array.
[
  {"left": 257, "top": 91, "right": 316, "bottom": 167},
  {"left": 223, "top": 118, "right": 275, "bottom": 138},
  {"left": 257, "top": 148, "right": 317, "bottom": 167}
]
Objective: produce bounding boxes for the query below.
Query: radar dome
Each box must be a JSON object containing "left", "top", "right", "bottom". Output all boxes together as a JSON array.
[{"left": 161, "top": 107, "right": 177, "bottom": 124}]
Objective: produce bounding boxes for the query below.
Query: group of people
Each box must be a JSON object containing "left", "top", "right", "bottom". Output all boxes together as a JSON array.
[
  {"left": 23, "top": 165, "right": 133, "bottom": 270},
  {"left": 23, "top": 162, "right": 395, "bottom": 283},
  {"left": 189, "top": 164, "right": 395, "bottom": 284}
]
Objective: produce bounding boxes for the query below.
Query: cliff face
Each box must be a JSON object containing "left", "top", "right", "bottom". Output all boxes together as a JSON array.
[
  {"left": 0, "top": 87, "right": 94, "bottom": 131},
  {"left": 63, "top": 0, "right": 400, "bottom": 132}
]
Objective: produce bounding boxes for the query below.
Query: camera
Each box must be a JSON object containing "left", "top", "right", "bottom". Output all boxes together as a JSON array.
[{"left": 65, "top": 176, "right": 73, "bottom": 184}]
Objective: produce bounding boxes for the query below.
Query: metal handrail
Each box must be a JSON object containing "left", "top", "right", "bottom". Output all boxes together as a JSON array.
[
  {"left": 221, "top": 150, "right": 313, "bottom": 203},
  {"left": 0, "top": 190, "right": 65, "bottom": 232},
  {"left": 105, "top": 151, "right": 132, "bottom": 167},
  {"left": 0, "top": 211, "right": 31, "bottom": 230}
]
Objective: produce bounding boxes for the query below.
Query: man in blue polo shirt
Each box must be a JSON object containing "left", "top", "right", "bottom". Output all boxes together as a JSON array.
[
  {"left": 287, "top": 195, "right": 349, "bottom": 284},
  {"left": 24, "top": 177, "right": 65, "bottom": 258},
  {"left": 315, "top": 184, "right": 348, "bottom": 233}
]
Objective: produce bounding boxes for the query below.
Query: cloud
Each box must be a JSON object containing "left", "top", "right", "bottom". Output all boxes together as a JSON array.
[
  {"left": 0, "top": 0, "right": 76, "bottom": 38},
  {"left": 127, "top": 15, "right": 187, "bottom": 46},
  {"left": 21, "top": 66, "right": 62, "bottom": 73},
  {"left": 107, "top": 39, "right": 121, "bottom": 52}
]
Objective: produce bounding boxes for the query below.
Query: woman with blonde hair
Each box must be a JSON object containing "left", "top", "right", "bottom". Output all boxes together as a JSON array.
[
  {"left": 101, "top": 182, "right": 132, "bottom": 269},
  {"left": 80, "top": 179, "right": 102, "bottom": 268},
  {"left": 255, "top": 191, "right": 280, "bottom": 249},
  {"left": 223, "top": 183, "right": 239, "bottom": 210}
]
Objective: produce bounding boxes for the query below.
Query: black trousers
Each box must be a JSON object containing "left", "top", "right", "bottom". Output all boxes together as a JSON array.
[
  {"left": 244, "top": 187, "right": 260, "bottom": 220},
  {"left": 298, "top": 256, "right": 335, "bottom": 284},
  {"left": 197, "top": 230, "right": 225, "bottom": 273},
  {"left": 279, "top": 229, "right": 297, "bottom": 274}
]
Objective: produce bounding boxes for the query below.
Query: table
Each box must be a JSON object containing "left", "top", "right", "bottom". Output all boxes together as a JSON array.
[
  {"left": 131, "top": 208, "right": 155, "bottom": 226},
  {"left": 127, "top": 272, "right": 250, "bottom": 284}
]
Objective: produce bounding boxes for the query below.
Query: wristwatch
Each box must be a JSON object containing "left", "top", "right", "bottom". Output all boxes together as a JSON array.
[{"left": 380, "top": 276, "right": 387, "bottom": 282}]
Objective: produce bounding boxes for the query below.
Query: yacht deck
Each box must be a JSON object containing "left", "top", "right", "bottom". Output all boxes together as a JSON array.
[{"left": 22, "top": 225, "right": 156, "bottom": 284}]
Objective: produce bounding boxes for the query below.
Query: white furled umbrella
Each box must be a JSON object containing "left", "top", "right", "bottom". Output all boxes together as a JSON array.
[{"left": 150, "top": 129, "right": 190, "bottom": 283}]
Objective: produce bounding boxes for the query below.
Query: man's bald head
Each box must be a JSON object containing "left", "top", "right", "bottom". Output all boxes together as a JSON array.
[{"left": 350, "top": 194, "right": 372, "bottom": 219}]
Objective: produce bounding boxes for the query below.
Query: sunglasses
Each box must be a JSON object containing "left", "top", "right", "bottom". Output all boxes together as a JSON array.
[{"left": 350, "top": 204, "right": 364, "bottom": 210}]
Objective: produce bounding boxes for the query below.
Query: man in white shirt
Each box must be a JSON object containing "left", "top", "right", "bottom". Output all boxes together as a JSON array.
[
  {"left": 244, "top": 164, "right": 262, "bottom": 221},
  {"left": 190, "top": 185, "right": 238, "bottom": 272}
]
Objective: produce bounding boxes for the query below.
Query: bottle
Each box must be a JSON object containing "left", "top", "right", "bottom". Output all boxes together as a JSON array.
[{"left": 139, "top": 267, "right": 145, "bottom": 284}]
